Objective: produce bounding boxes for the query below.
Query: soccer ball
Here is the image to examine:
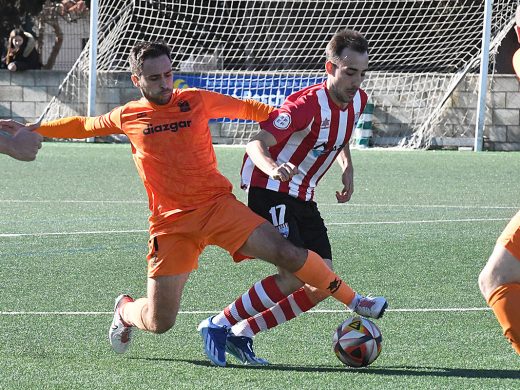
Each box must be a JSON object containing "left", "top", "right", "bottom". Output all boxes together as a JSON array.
[{"left": 332, "top": 316, "right": 382, "bottom": 367}]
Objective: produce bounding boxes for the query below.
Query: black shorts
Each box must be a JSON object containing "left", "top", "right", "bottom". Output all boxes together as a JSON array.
[{"left": 248, "top": 187, "right": 332, "bottom": 260}]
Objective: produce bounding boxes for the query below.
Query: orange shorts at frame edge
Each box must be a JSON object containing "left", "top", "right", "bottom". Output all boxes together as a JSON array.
[{"left": 146, "top": 194, "right": 266, "bottom": 277}]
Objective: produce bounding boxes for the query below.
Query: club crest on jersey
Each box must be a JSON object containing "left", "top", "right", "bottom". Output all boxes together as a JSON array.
[
  {"left": 320, "top": 118, "right": 330, "bottom": 129},
  {"left": 178, "top": 100, "right": 190, "bottom": 112},
  {"left": 273, "top": 113, "right": 291, "bottom": 130}
]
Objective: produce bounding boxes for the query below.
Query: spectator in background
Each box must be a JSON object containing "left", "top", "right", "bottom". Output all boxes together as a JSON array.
[{"left": 4, "top": 28, "right": 41, "bottom": 72}]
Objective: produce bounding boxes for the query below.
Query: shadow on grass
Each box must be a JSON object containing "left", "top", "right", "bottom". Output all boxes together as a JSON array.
[{"left": 129, "top": 357, "right": 519, "bottom": 379}]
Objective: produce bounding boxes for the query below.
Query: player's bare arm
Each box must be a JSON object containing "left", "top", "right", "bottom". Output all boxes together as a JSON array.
[
  {"left": 335, "top": 144, "right": 354, "bottom": 203},
  {"left": 246, "top": 129, "right": 298, "bottom": 182}
]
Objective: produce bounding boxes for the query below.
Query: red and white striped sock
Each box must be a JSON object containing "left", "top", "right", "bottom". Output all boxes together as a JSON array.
[
  {"left": 212, "top": 275, "right": 286, "bottom": 328},
  {"left": 231, "top": 287, "right": 316, "bottom": 338}
]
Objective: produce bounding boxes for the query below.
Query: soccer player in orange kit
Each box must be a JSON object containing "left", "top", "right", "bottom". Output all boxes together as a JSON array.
[
  {"left": 34, "top": 41, "right": 387, "bottom": 366},
  {"left": 478, "top": 6, "right": 520, "bottom": 356},
  {"left": 479, "top": 210, "right": 520, "bottom": 356}
]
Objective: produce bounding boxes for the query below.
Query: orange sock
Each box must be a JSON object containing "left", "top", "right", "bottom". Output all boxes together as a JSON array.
[
  {"left": 487, "top": 283, "right": 520, "bottom": 355},
  {"left": 293, "top": 250, "right": 356, "bottom": 306}
]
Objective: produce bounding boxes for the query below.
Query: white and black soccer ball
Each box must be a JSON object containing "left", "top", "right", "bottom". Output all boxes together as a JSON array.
[{"left": 332, "top": 316, "right": 382, "bottom": 368}]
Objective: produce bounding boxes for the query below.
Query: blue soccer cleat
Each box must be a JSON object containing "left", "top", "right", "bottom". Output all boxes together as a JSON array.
[
  {"left": 226, "top": 334, "right": 269, "bottom": 366},
  {"left": 197, "top": 316, "right": 228, "bottom": 367}
]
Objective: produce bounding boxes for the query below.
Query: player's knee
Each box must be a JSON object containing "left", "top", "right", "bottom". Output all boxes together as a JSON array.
[
  {"left": 148, "top": 315, "right": 176, "bottom": 334},
  {"left": 274, "top": 241, "right": 306, "bottom": 272},
  {"left": 478, "top": 262, "right": 503, "bottom": 300},
  {"left": 478, "top": 266, "right": 491, "bottom": 297},
  {"left": 478, "top": 251, "right": 513, "bottom": 299}
]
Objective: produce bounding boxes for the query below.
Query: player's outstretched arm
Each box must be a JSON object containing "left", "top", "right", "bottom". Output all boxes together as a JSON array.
[
  {"left": 0, "top": 119, "right": 43, "bottom": 161},
  {"left": 198, "top": 89, "right": 274, "bottom": 122},
  {"left": 239, "top": 98, "right": 274, "bottom": 122},
  {"left": 36, "top": 114, "right": 123, "bottom": 139},
  {"left": 246, "top": 130, "right": 298, "bottom": 182}
]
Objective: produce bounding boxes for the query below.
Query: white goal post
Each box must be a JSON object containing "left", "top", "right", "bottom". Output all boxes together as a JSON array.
[{"left": 41, "top": 0, "right": 517, "bottom": 149}]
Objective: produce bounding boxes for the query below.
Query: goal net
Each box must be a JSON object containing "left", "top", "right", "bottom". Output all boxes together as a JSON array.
[{"left": 41, "top": 0, "right": 516, "bottom": 148}]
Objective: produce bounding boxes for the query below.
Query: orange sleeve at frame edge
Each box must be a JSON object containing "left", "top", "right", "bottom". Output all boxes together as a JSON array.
[{"left": 37, "top": 116, "right": 123, "bottom": 139}]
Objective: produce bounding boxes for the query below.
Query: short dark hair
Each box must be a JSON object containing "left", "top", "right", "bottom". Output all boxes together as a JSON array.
[
  {"left": 129, "top": 41, "right": 171, "bottom": 76},
  {"left": 325, "top": 29, "right": 369, "bottom": 63}
]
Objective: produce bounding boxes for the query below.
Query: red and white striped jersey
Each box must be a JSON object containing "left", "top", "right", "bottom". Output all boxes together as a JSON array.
[{"left": 241, "top": 81, "right": 368, "bottom": 201}]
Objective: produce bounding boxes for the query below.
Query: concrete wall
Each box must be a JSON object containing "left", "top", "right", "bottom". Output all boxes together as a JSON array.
[
  {"left": 445, "top": 75, "right": 520, "bottom": 151},
  {"left": 370, "top": 74, "right": 520, "bottom": 150},
  {"left": 0, "top": 70, "right": 68, "bottom": 124},
  {"left": 0, "top": 70, "right": 518, "bottom": 150}
]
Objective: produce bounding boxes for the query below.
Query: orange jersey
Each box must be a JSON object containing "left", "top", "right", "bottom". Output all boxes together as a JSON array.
[{"left": 38, "top": 88, "right": 272, "bottom": 235}]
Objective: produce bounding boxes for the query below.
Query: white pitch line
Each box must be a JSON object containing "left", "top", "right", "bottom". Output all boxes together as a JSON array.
[
  {"left": 329, "top": 218, "right": 509, "bottom": 225},
  {"left": 0, "top": 199, "right": 147, "bottom": 204},
  {"left": 0, "top": 200, "right": 517, "bottom": 210},
  {"left": 0, "top": 308, "right": 491, "bottom": 315},
  {"left": 0, "top": 218, "right": 508, "bottom": 237},
  {"left": 0, "top": 229, "right": 147, "bottom": 237},
  {"left": 321, "top": 204, "right": 519, "bottom": 209}
]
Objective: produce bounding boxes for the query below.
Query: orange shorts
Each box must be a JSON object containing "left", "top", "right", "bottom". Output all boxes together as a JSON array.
[
  {"left": 497, "top": 210, "right": 520, "bottom": 261},
  {"left": 146, "top": 194, "right": 266, "bottom": 277}
]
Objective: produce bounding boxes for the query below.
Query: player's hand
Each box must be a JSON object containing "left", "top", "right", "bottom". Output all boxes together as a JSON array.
[
  {"left": 335, "top": 188, "right": 352, "bottom": 203},
  {"left": 0, "top": 119, "right": 41, "bottom": 134},
  {"left": 270, "top": 162, "right": 298, "bottom": 182},
  {"left": 3, "top": 128, "right": 43, "bottom": 161},
  {"left": 336, "top": 167, "right": 354, "bottom": 203},
  {"left": 0, "top": 119, "right": 26, "bottom": 133}
]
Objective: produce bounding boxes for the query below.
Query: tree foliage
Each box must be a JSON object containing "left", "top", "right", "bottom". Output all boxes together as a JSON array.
[
  {"left": 0, "top": 0, "right": 91, "bottom": 69},
  {"left": 0, "top": 0, "right": 46, "bottom": 41}
]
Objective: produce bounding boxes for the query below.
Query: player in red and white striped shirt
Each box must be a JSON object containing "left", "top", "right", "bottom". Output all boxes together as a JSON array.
[
  {"left": 202, "top": 29, "right": 388, "bottom": 365},
  {"left": 240, "top": 79, "right": 367, "bottom": 202}
]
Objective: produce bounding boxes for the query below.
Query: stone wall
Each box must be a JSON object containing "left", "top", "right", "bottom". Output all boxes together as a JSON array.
[
  {"left": 0, "top": 70, "right": 518, "bottom": 150},
  {"left": 370, "top": 74, "right": 520, "bottom": 151},
  {"left": 0, "top": 70, "right": 68, "bottom": 124}
]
